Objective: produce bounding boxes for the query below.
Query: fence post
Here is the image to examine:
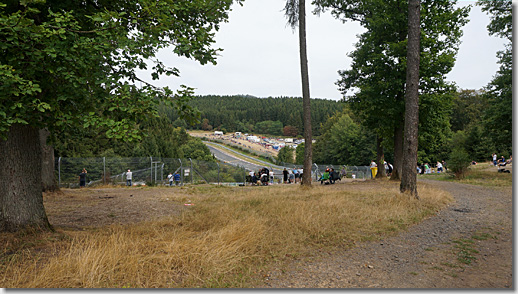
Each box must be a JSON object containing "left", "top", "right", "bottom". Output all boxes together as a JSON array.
[
  {"left": 58, "top": 157, "right": 61, "bottom": 187},
  {"left": 179, "top": 159, "right": 183, "bottom": 186},
  {"left": 216, "top": 162, "right": 220, "bottom": 185},
  {"left": 161, "top": 163, "right": 164, "bottom": 185},
  {"left": 150, "top": 156, "right": 153, "bottom": 184},
  {"left": 189, "top": 158, "right": 193, "bottom": 185},
  {"left": 103, "top": 157, "right": 106, "bottom": 185}
]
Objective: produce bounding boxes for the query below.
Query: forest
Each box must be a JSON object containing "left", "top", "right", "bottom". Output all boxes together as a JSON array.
[{"left": 161, "top": 95, "right": 344, "bottom": 137}]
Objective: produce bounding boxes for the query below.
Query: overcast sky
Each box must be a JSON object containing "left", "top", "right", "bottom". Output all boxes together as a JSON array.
[{"left": 139, "top": 0, "right": 509, "bottom": 101}]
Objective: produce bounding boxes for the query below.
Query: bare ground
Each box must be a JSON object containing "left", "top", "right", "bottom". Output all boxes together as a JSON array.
[
  {"left": 42, "top": 179, "right": 513, "bottom": 289},
  {"left": 260, "top": 180, "right": 513, "bottom": 289}
]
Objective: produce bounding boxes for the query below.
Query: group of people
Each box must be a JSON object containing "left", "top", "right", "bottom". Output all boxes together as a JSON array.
[
  {"left": 369, "top": 160, "right": 394, "bottom": 178},
  {"left": 167, "top": 172, "right": 181, "bottom": 186},
  {"left": 492, "top": 153, "right": 512, "bottom": 167},
  {"left": 416, "top": 161, "right": 446, "bottom": 174},
  {"left": 248, "top": 167, "right": 273, "bottom": 186},
  {"left": 318, "top": 167, "right": 341, "bottom": 185},
  {"left": 282, "top": 168, "right": 304, "bottom": 184}
]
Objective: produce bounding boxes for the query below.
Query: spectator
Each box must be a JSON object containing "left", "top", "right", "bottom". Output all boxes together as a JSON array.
[
  {"left": 126, "top": 169, "right": 132, "bottom": 186},
  {"left": 167, "top": 172, "right": 173, "bottom": 186},
  {"left": 283, "top": 168, "right": 288, "bottom": 184},
  {"left": 329, "top": 168, "right": 338, "bottom": 184},
  {"left": 370, "top": 160, "right": 378, "bottom": 178},
  {"left": 173, "top": 172, "right": 181, "bottom": 186},
  {"left": 493, "top": 153, "right": 498, "bottom": 166},
  {"left": 79, "top": 168, "right": 87, "bottom": 188},
  {"left": 437, "top": 161, "right": 443, "bottom": 173}
]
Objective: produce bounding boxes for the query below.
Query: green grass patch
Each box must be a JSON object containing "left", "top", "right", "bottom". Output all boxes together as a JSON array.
[{"left": 419, "top": 163, "right": 512, "bottom": 188}]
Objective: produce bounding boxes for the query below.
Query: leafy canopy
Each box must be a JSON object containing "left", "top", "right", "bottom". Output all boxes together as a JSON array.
[{"left": 0, "top": 0, "right": 241, "bottom": 139}]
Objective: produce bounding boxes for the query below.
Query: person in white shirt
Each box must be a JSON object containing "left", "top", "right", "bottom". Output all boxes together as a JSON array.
[
  {"left": 167, "top": 172, "right": 173, "bottom": 186},
  {"left": 126, "top": 169, "right": 132, "bottom": 186}
]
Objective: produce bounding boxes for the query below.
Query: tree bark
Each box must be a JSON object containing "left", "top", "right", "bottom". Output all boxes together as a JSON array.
[
  {"left": 299, "top": 0, "right": 313, "bottom": 186},
  {"left": 39, "top": 129, "right": 57, "bottom": 192},
  {"left": 400, "top": 0, "right": 421, "bottom": 198},
  {"left": 390, "top": 123, "right": 404, "bottom": 180},
  {"left": 0, "top": 124, "right": 52, "bottom": 232},
  {"left": 376, "top": 135, "right": 386, "bottom": 179}
]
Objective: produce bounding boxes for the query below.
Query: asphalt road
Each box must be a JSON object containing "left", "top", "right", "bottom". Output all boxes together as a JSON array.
[{"left": 203, "top": 142, "right": 287, "bottom": 179}]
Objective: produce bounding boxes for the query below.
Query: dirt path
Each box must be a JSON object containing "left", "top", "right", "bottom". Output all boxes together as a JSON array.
[{"left": 260, "top": 180, "right": 513, "bottom": 288}]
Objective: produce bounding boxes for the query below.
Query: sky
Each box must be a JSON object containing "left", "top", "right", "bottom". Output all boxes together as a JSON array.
[{"left": 138, "top": 0, "right": 509, "bottom": 101}]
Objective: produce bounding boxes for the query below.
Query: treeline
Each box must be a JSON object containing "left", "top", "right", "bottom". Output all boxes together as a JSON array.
[
  {"left": 52, "top": 116, "right": 215, "bottom": 162},
  {"left": 161, "top": 95, "right": 344, "bottom": 137},
  {"left": 283, "top": 89, "right": 511, "bottom": 167}
]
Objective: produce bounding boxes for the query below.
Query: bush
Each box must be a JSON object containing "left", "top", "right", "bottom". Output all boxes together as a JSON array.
[{"left": 448, "top": 148, "right": 471, "bottom": 179}]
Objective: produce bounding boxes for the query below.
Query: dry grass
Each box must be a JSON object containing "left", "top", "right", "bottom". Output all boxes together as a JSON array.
[
  {"left": 0, "top": 181, "right": 451, "bottom": 288},
  {"left": 422, "top": 162, "right": 512, "bottom": 188}
]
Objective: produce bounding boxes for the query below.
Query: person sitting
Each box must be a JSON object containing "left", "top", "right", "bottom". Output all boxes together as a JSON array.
[
  {"left": 498, "top": 156, "right": 507, "bottom": 167},
  {"left": 260, "top": 171, "right": 269, "bottom": 186},
  {"left": 329, "top": 168, "right": 340, "bottom": 184},
  {"left": 320, "top": 169, "right": 330, "bottom": 185}
]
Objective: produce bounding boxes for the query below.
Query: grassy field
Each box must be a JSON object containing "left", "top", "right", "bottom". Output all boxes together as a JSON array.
[
  {"left": 419, "top": 162, "right": 512, "bottom": 188},
  {"left": 0, "top": 181, "right": 453, "bottom": 288}
]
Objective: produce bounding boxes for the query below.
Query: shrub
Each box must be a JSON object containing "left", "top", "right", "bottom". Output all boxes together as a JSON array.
[{"left": 448, "top": 148, "right": 471, "bottom": 179}]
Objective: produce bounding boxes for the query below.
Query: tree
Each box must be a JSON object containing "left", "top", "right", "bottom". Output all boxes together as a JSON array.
[
  {"left": 477, "top": 0, "right": 512, "bottom": 155},
  {"left": 399, "top": 0, "right": 421, "bottom": 198},
  {"left": 277, "top": 146, "right": 295, "bottom": 164},
  {"left": 283, "top": 125, "right": 299, "bottom": 137},
  {"left": 314, "top": 0, "right": 469, "bottom": 181},
  {"left": 313, "top": 108, "right": 376, "bottom": 166},
  {"left": 0, "top": 0, "right": 240, "bottom": 232},
  {"left": 284, "top": 0, "right": 313, "bottom": 186}
]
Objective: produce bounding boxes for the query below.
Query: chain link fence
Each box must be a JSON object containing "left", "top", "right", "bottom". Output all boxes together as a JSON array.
[
  {"left": 56, "top": 157, "right": 248, "bottom": 188},
  {"left": 277, "top": 162, "right": 372, "bottom": 180},
  {"left": 56, "top": 156, "right": 372, "bottom": 188}
]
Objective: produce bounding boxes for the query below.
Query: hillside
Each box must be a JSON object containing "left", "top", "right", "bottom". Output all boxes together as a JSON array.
[{"left": 161, "top": 95, "right": 344, "bottom": 137}]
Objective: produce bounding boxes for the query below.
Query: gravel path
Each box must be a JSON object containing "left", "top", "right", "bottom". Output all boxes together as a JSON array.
[{"left": 260, "top": 180, "right": 513, "bottom": 289}]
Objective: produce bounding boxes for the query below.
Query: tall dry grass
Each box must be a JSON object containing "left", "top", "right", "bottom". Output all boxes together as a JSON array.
[{"left": 1, "top": 181, "right": 451, "bottom": 288}]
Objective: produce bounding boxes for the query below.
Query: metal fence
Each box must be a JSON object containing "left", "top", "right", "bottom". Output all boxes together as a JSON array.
[
  {"left": 277, "top": 162, "right": 373, "bottom": 180},
  {"left": 56, "top": 157, "right": 248, "bottom": 188},
  {"left": 56, "top": 156, "right": 373, "bottom": 188}
]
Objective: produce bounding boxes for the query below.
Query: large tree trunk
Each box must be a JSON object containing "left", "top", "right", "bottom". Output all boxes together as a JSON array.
[
  {"left": 39, "top": 129, "right": 57, "bottom": 192},
  {"left": 376, "top": 135, "right": 387, "bottom": 179},
  {"left": 390, "top": 123, "right": 404, "bottom": 180},
  {"left": 299, "top": 0, "right": 313, "bottom": 186},
  {"left": 0, "top": 124, "right": 52, "bottom": 232},
  {"left": 400, "top": 0, "right": 421, "bottom": 198}
]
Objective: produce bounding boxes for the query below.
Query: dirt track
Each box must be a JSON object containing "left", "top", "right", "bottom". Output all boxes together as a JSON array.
[{"left": 260, "top": 180, "right": 513, "bottom": 289}]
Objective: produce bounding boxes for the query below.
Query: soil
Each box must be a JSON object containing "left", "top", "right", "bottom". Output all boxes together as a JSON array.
[
  {"left": 260, "top": 180, "right": 513, "bottom": 289},
  {"left": 43, "top": 179, "right": 513, "bottom": 289},
  {"left": 43, "top": 187, "right": 188, "bottom": 230}
]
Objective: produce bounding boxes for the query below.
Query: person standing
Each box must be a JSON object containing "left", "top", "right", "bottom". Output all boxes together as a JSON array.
[
  {"left": 283, "top": 168, "right": 288, "bottom": 184},
  {"left": 167, "top": 172, "right": 173, "bottom": 186},
  {"left": 436, "top": 161, "right": 443, "bottom": 173},
  {"left": 370, "top": 160, "right": 377, "bottom": 178},
  {"left": 126, "top": 169, "right": 132, "bottom": 186},
  {"left": 79, "top": 168, "right": 87, "bottom": 188},
  {"left": 493, "top": 153, "right": 498, "bottom": 166},
  {"left": 173, "top": 171, "right": 181, "bottom": 186}
]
